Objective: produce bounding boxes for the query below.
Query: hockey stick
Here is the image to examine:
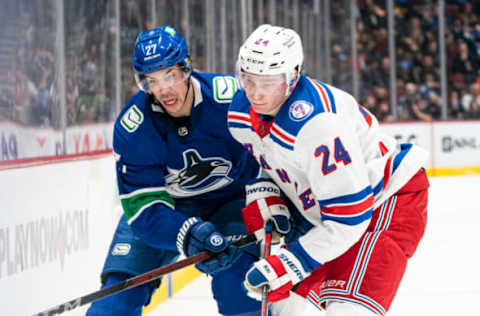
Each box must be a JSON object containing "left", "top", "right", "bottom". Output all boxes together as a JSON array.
[
  {"left": 261, "top": 221, "right": 274, "bottom": 316},
  {"left": 33, "top": 234, "right": 257, "bottom": 316}
]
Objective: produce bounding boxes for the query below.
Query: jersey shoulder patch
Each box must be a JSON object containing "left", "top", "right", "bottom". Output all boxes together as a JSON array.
[
  {"left": 289, "top": 100, "right": 314, "bottom": 121},
  {"left": 213, "top": 76, "right": 237, "bottom": 103},
  {"left": 120, "top": 104, "right": 144, "bottom": 132}
]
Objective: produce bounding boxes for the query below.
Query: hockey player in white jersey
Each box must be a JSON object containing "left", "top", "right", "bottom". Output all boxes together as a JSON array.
[{"left": 228, "top": 24, "right": 429, "bottom": 315}]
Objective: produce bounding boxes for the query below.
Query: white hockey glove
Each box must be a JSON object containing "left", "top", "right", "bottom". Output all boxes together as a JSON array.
[
  {"left": 242, "top": 179, "right": 291, "bottom": 242},
  {"left": 243, "top": 247, "right": 312, "bottom": 302}
]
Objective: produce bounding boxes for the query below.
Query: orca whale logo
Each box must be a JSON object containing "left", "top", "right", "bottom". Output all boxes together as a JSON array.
[{"left": 166, "top": 149, "right": 233, "bottom": 197}]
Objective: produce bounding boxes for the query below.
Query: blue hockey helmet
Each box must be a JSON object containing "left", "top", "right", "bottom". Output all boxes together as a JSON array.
[{"left": 132, "top": 25, "right": 191, "bottom": 76}]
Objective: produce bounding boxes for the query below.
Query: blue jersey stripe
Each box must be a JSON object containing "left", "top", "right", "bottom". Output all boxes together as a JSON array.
[
  {"left": 270, "top": 133, "right": 294, "bottom": 150},
  {"left": 290, "top": 241, "right": 322, "bottom": 271},
  {"left": 319, "top": 185, "right": 373, "bottom": 206},
  {"left": 308, "top": 79, "right": 326, "bottom": 113},
  {"left": 372, "top": 178, "right": 384, "bottom": 197},
  {"left": 316, "top": 81, "right": 336, "bottom": 113},
  {"left": 322, "top": 208, "right": 372, "bottom": 225},
  {"left": 392, "top": 143, "right": 412, "bottom": 173}
]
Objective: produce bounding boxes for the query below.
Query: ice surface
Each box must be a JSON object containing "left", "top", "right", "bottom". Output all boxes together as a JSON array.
[{"left": 148, "top": 176, "right": 480, "bottom": 315}]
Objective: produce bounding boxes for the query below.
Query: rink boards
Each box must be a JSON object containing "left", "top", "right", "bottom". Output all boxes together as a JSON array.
[{"left": 380, "top": 120, "right": 480, "bottom": 176}]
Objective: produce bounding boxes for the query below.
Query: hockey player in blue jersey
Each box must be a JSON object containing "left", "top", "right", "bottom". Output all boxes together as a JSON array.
[{"left": 86, "top": 25, "right": 291, "bottom": 316}]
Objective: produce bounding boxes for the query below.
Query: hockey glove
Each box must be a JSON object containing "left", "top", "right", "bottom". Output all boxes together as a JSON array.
[
  {"left": 243, "top": 179, "right": 291, "bottom": 242},
  {"left": 176, "top": 217, "right": 240, "bottom": 274},
  {"left": 243, "top": 247, "right": 313, "bottom": 302}
]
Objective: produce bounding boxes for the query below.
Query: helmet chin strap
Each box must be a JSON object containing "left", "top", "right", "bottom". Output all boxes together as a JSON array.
[
  {"left": 284, "top": 68, "right": 301, "bottom": 96},
  {"left": 181, "top": 58, "right": 193, "bottom": 113},
  {"left": 181, "top": 75, "right": 193, "bottom": 115}
]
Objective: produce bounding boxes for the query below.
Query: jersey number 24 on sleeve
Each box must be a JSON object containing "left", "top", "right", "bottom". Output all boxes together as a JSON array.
[{"left": 314, "top": 137, "right": 352, "bottom": 175}]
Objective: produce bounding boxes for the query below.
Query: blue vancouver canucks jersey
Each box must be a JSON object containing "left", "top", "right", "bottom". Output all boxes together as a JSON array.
[{"left": 113, "top": 71, "right": 259, "bottom": 251}]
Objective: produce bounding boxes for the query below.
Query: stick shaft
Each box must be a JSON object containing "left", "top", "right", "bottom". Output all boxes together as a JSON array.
[
  {"left": 33, "top": 234, "right": 256, "bottom": 316},
  {"left": 261, "top": 221, "right": 274, "bottom": 316}
]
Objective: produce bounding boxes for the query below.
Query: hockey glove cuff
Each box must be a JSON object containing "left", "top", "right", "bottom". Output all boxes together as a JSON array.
[{"left": 243, "top": 247, "right": 313, "bottom": 302}]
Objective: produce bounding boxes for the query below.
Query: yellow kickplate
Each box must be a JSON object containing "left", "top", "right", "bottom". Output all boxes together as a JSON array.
[
  {"left": 143, "top": 266, "right": 203, "bottom": 314},
  {"left": 426, "top": 166, "right": 480, "bottom": 177}
]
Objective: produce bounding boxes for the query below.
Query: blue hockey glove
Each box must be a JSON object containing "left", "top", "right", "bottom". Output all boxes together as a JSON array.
[
  {"left": 243, "top": 179, "right": 291, "bottom": 242},
  {"left": 176, "top": 217, "right": 240, "bottom": 274},
  {"left": 243, "top": 247, "right": 312, "bottom": 303}
]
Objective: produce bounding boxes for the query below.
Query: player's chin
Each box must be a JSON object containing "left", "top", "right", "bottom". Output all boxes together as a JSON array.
[
  {"left": 164, "top": 105, "right": 182, "bottom": 117},
  {"left": 251, "top": 104, "right": 271, "bottom": 115}
]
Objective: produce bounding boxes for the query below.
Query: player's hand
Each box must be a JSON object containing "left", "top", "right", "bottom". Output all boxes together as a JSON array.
[
  {"left": 242, "top": 179, "right": 291, "bottom": 242},
  {"left": 243, "top": 248, "right": 312, "bottom": 302},
  {"left": 176, "top": 217, "right": 240, "bottom": 274}
]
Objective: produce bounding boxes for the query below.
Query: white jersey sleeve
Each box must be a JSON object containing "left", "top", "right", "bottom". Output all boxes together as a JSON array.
[
  {"left": 293, "top": 112, "right": 373, "bottom": 264},
  {"left": 228, "top": 75, "right": 428, "bottom": 268},
  {"left": 291, "top": 85, "right": 426, "bottom": 266}
]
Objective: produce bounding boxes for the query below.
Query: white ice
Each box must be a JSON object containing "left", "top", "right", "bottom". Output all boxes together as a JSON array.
[{"left": 148, "top": 175, "right": 480, "bottom": 315}]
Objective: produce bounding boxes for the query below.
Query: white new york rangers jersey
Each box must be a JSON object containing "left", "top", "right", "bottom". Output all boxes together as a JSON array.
[{"left": 228, "top": 75, "right": 428, "bottom": 267}]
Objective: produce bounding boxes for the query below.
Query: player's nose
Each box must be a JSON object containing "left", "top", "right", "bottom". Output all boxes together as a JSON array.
[{"left": 249, "top": 89, "right": 265, "bottom": 100}]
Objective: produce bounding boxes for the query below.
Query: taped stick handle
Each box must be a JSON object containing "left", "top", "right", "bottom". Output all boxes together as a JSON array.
[{"left": 33, "top": 234, "right": 256, "bottom": 316}]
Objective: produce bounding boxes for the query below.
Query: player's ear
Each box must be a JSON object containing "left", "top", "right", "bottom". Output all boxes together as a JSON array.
[
  {"left": 294, "top": 70, "right": 299, "bottom": 82},
  {"left": 289, "top": 70, "right": 300, "bottom": 93}
]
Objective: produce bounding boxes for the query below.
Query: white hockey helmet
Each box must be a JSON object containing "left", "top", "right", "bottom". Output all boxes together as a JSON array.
[{"left": 237, "top": 24, "right": 304, "bottom": 96}]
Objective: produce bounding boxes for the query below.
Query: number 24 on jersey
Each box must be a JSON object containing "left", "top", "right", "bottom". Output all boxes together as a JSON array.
[{"left": 314, "top": 137, "right": 352, "bottom": 175}]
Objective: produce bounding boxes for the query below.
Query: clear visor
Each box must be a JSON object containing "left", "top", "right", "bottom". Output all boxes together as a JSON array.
[
  {"left": 236, "top": 68, "right": 288, "bottom": 96},
  {"left": 136, "top": 67, "right": 189, "bottom": 92}
]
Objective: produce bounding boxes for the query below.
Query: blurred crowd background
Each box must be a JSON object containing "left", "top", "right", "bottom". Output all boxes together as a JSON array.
[
  {"left": 357, "top": 0, "right": 480, "bottom": 121},
  {"left": 0, "top": 0, "right": 478, "bottom": 159}
]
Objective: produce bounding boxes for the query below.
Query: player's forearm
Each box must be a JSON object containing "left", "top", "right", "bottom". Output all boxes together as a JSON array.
[{"left": 129, "top": 205, "right": 188, "bottom": 252}]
